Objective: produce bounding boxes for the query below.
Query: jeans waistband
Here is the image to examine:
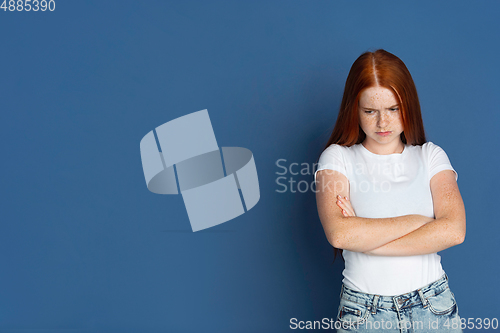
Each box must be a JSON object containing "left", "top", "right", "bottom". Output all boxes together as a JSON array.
[{"left": 340, "top": 273, "right": 449, "bottom": 311}]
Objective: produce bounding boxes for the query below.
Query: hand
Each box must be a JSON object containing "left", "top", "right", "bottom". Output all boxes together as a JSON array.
[{"left": 336, "top": 195, "right": 356, "bottom": 217}]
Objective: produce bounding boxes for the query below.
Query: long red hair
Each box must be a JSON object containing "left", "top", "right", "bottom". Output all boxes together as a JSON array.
[{"left": 319, "top": 49, "right": 427, "bottom": 262}]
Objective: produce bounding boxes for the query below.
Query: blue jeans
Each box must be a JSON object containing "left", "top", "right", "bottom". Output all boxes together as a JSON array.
[{"left": 335, "top": 273, "right": 462, "bottom": 332}]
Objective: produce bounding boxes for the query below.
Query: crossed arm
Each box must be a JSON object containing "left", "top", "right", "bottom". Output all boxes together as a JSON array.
[{"left": 315, "top": 169, "right": 466, "bottom": 256}]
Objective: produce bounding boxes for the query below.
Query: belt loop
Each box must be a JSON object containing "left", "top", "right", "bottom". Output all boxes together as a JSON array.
[
  {"left": 417, "top": 289, "right": 427, "bottom": 308},
  {"left": 371, "top": 295, "right": 379, "bottom": 314}
]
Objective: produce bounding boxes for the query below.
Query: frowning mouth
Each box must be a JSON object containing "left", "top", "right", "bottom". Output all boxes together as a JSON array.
[{"left": 376, "top": 131, "right": 391, "bottom": 136}]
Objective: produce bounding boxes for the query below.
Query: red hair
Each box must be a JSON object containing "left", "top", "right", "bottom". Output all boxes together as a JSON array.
[{"left": 319, "top": 49, "right": 427, "bottom": 262}]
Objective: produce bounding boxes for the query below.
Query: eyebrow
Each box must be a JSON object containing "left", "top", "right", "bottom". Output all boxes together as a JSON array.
[{"left": 360, "top": 104, "right": 399, "bottom": 110}]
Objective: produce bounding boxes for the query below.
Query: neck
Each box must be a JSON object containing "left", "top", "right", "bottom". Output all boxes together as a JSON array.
[{"left": 362, "top": 140, "right": 405, "bottom": 155}]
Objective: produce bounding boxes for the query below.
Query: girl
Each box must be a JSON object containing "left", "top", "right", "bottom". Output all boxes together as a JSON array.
[{"left": 315, "top": 49, "right": 465, "bottom": 332}]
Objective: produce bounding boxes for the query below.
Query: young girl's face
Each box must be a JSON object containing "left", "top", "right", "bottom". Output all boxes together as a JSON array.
[{"left": 358, "top": 86, "right": 404, "bottom": 151}]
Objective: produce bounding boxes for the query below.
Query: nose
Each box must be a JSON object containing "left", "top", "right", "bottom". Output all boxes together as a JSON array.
[{"left": 377, "top": 111, "right": 390, "bottom": 129}]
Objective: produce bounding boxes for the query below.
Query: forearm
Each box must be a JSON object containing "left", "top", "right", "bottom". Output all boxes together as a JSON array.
[
  {"left": 364, "top": 217, "right": 465, "bottom": 256},
  {"left": 332, "top": 214, "right": 433, "bottom": 252}
]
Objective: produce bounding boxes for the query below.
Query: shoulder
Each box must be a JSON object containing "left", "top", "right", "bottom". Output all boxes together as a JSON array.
[
  {"left": 421, "top": 141, "right": 451, "bottom": 153},
  {"left": 420, "top": 141, "right": 439, "bottom": 151},
  {"left": 422, "top": 141, "right": 441, "bottom": 151},
  {"left": 318, "top": 144, "right": 355, "bottom": 161},
  {"left": 322, "top": 143, "right": 355, "bottom": 154},
  {"left": 420, "top": 141, "right": 452, "bottom": 160},
  {"left": 421, "top": 141, "right": 458, "bottom": 181},
  {"left": 323, "top": 143, "right": 349, "bottom": 151},
  {"left": 410, "top": 141, "right": 447, "bottom": 159},
  {"left": 315, "top": 144, "right": 352, "bottom": 180},
  {"left": 319, "top": 143, "right": 346, "bottom": 157}
]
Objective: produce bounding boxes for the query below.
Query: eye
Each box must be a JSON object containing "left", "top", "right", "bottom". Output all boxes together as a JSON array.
[
  {"left": 390, "top": 108, "right": 399, "bottom": 112},
  {"left": 364, "top": 110, "right": 375, "bottom": 114}
]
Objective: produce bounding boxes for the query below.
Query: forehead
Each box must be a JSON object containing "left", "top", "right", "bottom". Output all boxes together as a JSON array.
[{"left": 359, "top": 86, "right": 398, "bottom": 106}]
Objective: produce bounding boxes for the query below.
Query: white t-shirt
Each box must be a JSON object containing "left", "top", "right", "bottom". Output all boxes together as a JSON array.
[{"left": 314, "top": 142, "right": 458, "bottom": 296}]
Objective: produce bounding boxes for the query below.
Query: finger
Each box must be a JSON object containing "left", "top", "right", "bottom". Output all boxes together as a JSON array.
[
  {"left": 341, "top": 197, "right": 356, "bottom": 217},
  {"left": 343, "top": 209, "right": 355, "bottom": 217},
  {"left": 337, "top": 196, "right": 356, "bottom": 217},
  {"left": 346, "top": 206, "right": 356, "bottom": 217},
  {"left": 336, "top": 197, "right": 343, "bottom": 206},
  {"left": 336, "top": 198, "right": 346, "bottom": 211},
  {"left": 337, "top": 197, "right": 355, "bottom": 217}
]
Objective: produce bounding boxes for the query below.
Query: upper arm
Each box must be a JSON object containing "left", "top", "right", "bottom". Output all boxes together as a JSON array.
[
  {"left": 315, "top": 169, "right": 349, "bottom": 247},
  {"left": 429, "top": 169, "right": 466, "bottom": 244}
]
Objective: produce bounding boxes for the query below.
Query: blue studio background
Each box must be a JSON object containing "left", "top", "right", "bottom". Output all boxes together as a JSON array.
[{"left": 1, "top": 1, "right": 499, "bottom": 332}]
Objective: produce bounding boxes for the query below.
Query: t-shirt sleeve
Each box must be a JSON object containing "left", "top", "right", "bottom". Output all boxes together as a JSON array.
[
  {"left": 314, "top": 144, "right": 347, "bottom": 183},
  {"left": 426, "top": 142, "right": 458, "bottom": 182}
]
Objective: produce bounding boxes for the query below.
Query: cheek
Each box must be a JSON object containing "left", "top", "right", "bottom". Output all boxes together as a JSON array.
[
  {"left": 393, "top": 114, "right": 404, "bottom": 128},
  {"left": 360, "top": 117, "right": 376, "bottom": 127},
  {"left": 387, "top": 113, "right": 402, "bottom": 123},
  {"left": 358, "top": 118, "right": 367, "bottom": 130}
]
